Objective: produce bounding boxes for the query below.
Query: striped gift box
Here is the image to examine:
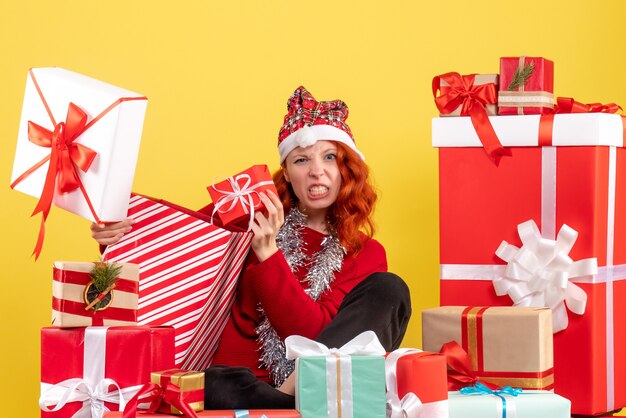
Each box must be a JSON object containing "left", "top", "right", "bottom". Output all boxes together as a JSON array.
[{"left": 103, "top": 194, "right": 252, "bottom": 369}]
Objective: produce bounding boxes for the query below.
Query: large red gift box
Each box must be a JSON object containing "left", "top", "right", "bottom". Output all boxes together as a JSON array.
[
  {"left": 103, "top": 411, "right": 300, "bottom": 417},
  {"left": 498, "top": 56, "right": 554, "bottom": 115},
  {"left": 102, "top": 194, "right": 252, "bottom": 369},
  {"left": 385, "top": 349, "right": 448, "bottom": 418},
  {"left": 433, "top": 113, "right": 626, "bottom": 415},
  {"left": 40, "top": 326, "right": 174, "bottom": 417},
  {"left": 207, "top": 165, "right": 278, "bottom": 229}
]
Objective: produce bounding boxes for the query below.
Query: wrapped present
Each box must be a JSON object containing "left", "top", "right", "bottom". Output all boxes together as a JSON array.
[
  {"left": 498, "top": 56, "right": 554, "bottom": 115},
  {"left": 151, "top": 369, "right": 204, "bottom": 415},
  {"left": 40, "top": 326, "right": 174, "bottom": 418},
  {"left": 433, "top": 72, "right": 509, "bottom": 166},
  {"left": 122, "top": 369, "right": 204, "bottom": 418},
  {"left": 52, "top": 261, "right": 139, "bottom": 327},
  {"left": 385, "top": 348, "right": 448, "bottom": 418},
  {"left": 208, "top": 165, "right": 278, "bottom": 229},
  {"left": 285, "top": 331, "right": 386, "bottom": 418},
  {"left": 448, "top": 383, "right": 570, "bottom": 418},
  {"left": 432, "top": 111, "right": 626, "bottom": 414},
  {"left": 10, "top": 67, "right": 147, "bottom": 258},
  {"left": 104, "top": 411, "right": 300, "bottom": 417},
  {"left": 102, "top": 194, "right": 253, "bottom": 369},
  {"left": 437, "top": 74, "right": 499, "bottom": 116},
  {"left": 422, "top": 306, "right": 553, "bottom": 390}
]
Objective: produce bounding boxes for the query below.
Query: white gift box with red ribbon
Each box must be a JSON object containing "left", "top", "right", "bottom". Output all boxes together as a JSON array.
[{"left": 11, "top": 67, "right": 147, "bottom": 223}]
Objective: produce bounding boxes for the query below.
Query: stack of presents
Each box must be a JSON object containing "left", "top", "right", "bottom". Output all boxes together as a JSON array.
[{"left": 10, "top": 59, "right": 625, "bottom": 417}]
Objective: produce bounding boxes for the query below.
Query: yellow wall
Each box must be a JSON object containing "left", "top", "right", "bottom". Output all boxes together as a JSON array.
[{"left": 1, "top": 0, "right": 625, "bottom": 414}]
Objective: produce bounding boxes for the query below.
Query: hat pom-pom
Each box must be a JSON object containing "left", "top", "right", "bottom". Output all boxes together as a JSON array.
[{"left": 294, "top": 126, "right": 317, "bottom": 148}]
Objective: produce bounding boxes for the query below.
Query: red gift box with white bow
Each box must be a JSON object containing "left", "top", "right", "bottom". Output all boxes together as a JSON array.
[
  {"left": 432, "top": 112, "right": 626, "bottom": 415},
  {"left": 40, "top": 326, "right": 174, "bottom": 418},
  {"left": 385, "top": 349, "right": 448, "bottom": 418},
  {"left": 207, "top": 165, "right": 278, "bottom": 229}
]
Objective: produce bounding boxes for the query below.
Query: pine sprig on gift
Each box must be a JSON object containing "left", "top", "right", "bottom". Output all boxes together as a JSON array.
[
  {"left": 507, "top": 62, "right": 536, "bottom": 91},
  {"left": 89, "top": 261, "right": 122, "bottom": 293}
]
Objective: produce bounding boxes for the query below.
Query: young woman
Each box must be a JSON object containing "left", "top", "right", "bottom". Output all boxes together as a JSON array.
[{"left": 90, "top": 86, "right": 411, "bottom": 409}]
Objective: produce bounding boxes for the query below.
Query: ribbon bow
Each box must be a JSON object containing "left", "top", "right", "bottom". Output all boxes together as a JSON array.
[
  {"left": 439, "top": 341, "right": 500, "bottom": 391},
  {"left": 122, "top": 381, "right": 200, "bottom": 418},
  {"left": 20, "top": 102, "right": 98, "bottom": 259},
  {"left": 211, "top": 174, "right": 274, "bottom": 231},
  {"left": 553, "top": 97, "right": 622, "bottom": 114},
  {"left": 460, "top": 382, "right": 522, "bottom": 418},
  {"left": 28, "top": 102, "right": 97, "bottom": 194},
  {"left": 494, "top": 219, "right": 597, "bottom": 333},
  {"left": 433, "top": 72, "right": 511, "bottom": 165},
  {"left": 285, "top": 330, "right": 386, "bottom": 359},
  {"left": 39, "top": 377, "right": 133, "bottom": 418},
  {"left": 538, "top": 97, "right": 623, "bottom": 146}
]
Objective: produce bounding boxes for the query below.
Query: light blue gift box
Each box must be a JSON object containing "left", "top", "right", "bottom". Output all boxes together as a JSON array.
[
  {"left": 286, "top": 331, "right": 388, "bottom": 418},
  {"left": 449, "top": 386, "right": 570, "bottom": 418},
  {"left": 295, "top": 354, "right": 386, "bottom": 418}
]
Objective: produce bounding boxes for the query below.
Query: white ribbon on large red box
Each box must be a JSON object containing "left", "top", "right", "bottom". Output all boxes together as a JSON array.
[
  {"left": 286, "top": 331, "right": 385, "bottom": 418},
  {"left": 39, "top": 327, "right": 143, "bottom": 418},
  {"left": 440, "top": 146, "right": 623, "bottom": 410}
]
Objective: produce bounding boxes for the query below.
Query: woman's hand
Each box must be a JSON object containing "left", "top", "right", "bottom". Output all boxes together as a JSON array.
[
  {"left": 90, "top": 219, "right": 134, "bottom": 246},
  {"left": 250, "top": 190, "right": 284, "bottom": 262}
]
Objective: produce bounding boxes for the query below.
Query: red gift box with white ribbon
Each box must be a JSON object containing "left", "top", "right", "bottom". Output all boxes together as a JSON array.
[
  {"left": 102, "top": 194, "right": 252, "bottom": 369},
  {"left": 207, "top": 165, "right": 278, "bottom": 229},
  {"left": 385, "top": 349, "right": 448, "bottom": 418},
  {"left": 433, "top": 112, "right": 626, "bottom": 415},
  {"left": 40, "top": 326, "right": 174, "bottom": 418}
]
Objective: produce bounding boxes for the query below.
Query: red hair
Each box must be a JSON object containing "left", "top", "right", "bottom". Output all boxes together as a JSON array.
[{"left": 272, "top": 142, "right": 377, "bottom": 254}]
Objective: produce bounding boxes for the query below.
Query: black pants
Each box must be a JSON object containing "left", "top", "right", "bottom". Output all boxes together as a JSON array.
[{"left": 203, "top": 272, "right": 412, "bottom": 409}]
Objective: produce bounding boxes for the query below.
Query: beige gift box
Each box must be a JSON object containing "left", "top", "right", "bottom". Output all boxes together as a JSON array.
[
  {"left": 52, "top": 261, "right": 139, "bottom": 327},
  {"left": 439, "top": 74, "right": 499, "bottom": 116},
  {"left": 422, "top": 306, "right": 553, "bottom": 389}
]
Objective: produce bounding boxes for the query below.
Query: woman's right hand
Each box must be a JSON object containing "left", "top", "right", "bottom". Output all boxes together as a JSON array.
[
  {"left": 90, "top": 219, "right": 134, "bottom": 246},
  {"left": 250, "top": 190, "right": 284, "bottom": 263}
]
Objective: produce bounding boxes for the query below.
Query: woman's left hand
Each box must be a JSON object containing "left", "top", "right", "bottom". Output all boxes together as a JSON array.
[{"left": 250, "top": 190, "right": 284, "bottom": 262}]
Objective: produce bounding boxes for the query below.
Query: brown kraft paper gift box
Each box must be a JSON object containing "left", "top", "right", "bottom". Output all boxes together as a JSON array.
[{"left": 422, "top": 306, "right": 553, "bottom": 389}]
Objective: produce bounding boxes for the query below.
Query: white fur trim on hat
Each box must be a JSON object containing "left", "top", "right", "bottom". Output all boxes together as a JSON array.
[{"left": 278, "top": 124, "right": 364, "bottom": 163}]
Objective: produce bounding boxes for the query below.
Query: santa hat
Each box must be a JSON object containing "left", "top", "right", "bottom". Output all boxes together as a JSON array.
[{"left": 277, "top": 86, "right": 364, "bottom": 163}]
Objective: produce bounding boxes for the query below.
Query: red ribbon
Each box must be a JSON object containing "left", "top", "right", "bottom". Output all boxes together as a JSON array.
[
  {"left": 122, "top": 375, "right": 202, "bottom": 418},
  {"left": 433, "top": 72, "right": 511, "bottom": 166},
  {"left": 53, "top": 267, "right": 139, "bottom": 293},
  {"left": 539, "top": 97, "right": 624, "bottom": 146},
  {"left": 439, "top": 340, "right": 500, "bottom": 391},
  {"left": 52, "top": 298, "right": 137, "bottom": 325},
  {"left": 11, "top": 69, "right": 147, "bottom": 260}
]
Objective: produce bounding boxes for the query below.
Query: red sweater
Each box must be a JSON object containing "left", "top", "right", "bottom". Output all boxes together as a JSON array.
[{"left": 211, "top": 226, "right": 387, "bottom": 382}]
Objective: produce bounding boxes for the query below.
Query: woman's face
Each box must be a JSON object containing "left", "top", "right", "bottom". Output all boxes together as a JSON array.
[{"left": 283, "top": 140, "right": 342, "bottom": 218}]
